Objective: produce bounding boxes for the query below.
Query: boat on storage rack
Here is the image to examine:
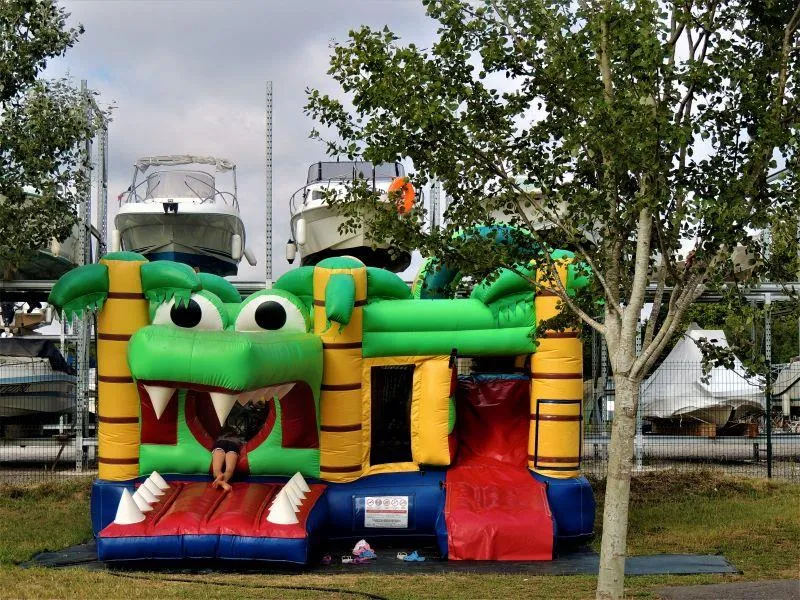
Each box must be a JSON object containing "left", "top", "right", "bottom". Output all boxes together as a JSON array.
[
  {"left": 286, "top": 161, "right": 413, "bottom": 272},
  {"left": 0, "top": 193, "right": 81, "bottom": 282},
  {"left": 0, "top": 337, "right": 76, "bottom": 418},
  {"left": 112, "top": 155, "right": 256, "bottom": 277}
]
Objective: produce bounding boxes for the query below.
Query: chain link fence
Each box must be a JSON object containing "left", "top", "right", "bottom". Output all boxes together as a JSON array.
[
  {"left": 583, "top": 331, "right": 800, "bottom": 480},
  {"left": 0, "top": 335, "right": 96, "bottom": 484}
]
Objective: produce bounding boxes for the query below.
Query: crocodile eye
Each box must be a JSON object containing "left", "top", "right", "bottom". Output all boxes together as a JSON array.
[
  {"left": 171, "top": 300, "right": 202, "bottom": 327},
  {"left": 236, "top": 295, "right": 306, "bottom": 332},
  {"left": 153, "top": 294, "right": 223, "bottom": 331},
  {"left": 255, "top": 301, "right": 286, "bottom": 329}
]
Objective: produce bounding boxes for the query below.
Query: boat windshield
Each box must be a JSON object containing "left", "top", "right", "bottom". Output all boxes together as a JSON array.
[
  {"left": 306, "top": 161, "right": 404, "bottom": 185},
  {"left": 139, "top": 170, "right": 216, "bottom": 202}
]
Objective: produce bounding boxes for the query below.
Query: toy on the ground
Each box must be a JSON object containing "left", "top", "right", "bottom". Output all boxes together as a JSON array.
[{"left": 49, "top": 248, "right": 594, "bottom": 563}]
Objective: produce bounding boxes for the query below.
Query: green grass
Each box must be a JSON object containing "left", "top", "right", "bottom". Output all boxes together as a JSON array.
[
  {"left": 1, "top": 471, "right": 798, "bottom": 599},
  {"left": 0, "top": 478, "right": 93, "bottom": 564}
]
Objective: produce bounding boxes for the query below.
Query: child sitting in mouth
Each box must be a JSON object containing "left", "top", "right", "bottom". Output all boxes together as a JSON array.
[{"left": 211, "top": 399, "right": 270, "bottom": 491}]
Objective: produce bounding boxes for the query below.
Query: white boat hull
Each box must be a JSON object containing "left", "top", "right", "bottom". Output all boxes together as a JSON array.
[
  {"left": 290, "top": 204, "right": 411, "bottom": 272},
  {"left": 644, "top": 398, "right": 765, "bottom": 428},
  {"left": 115, "top": 202, "right": 245, "bottom": 276},
  {"left": 0, "top": 378, "right": 76, "bottom": 417}
]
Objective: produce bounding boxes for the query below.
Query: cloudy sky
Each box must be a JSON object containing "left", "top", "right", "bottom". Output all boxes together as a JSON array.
[{"left": 46, "top": 0, "right": 439, "bottom": 282}]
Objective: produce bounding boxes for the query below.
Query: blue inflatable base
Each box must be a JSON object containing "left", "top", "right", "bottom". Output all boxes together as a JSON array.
[
  {"left": 532, "top": 472, "right": 595, "bottom": 542},
  {"left": 324, "top": 470, "right": 449, "bottom": 557},
  {"left": 97, "top": 534, "right": 316, "bottom": 564},
  {"left": 92, "top": 470, "right": 592, "bottom": 563}
]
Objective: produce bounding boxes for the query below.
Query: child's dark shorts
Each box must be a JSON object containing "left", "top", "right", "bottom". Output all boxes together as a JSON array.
[{"left": 213, "top": 439, "right": 241, "bottom": 454}]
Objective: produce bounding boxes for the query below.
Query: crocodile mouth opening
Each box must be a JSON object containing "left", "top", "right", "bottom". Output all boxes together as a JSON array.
[{"left": 137, "top": 380, "right": 318, "bottom": 451}]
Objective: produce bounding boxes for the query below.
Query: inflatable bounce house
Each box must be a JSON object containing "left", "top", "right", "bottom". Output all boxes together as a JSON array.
[{"left": 49, "top": 250, "right": 594, "bottom": 563}]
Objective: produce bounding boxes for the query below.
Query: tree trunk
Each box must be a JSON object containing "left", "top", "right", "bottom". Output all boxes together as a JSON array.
[
  {"left": 596, "top": 375, "right": 640, "bottom": 600},
  {"left": 3, "top": 263, "right": 16, "bottom": 281}
]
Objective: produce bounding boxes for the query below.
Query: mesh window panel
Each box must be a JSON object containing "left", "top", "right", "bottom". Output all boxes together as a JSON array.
[
  {"left": 370, "top": 365, "right": 414, "bottom": 465},
  {"left": 471, "top": 356, "right": 527, "bottom": 375}
]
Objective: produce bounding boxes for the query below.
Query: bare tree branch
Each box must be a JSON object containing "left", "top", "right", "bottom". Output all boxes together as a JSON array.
[
  {"left": 621, "top": 207, "right": 653, "bottom": 343},
  {"left": 642, "top": 261, "right": 667, "bottom": 348}
]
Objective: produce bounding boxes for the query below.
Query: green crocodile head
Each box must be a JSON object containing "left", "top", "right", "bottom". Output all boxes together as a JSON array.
[
  {"left": 130, "top": 284, "right": 319, "bottom": 419},
  {"left": 127, "top": 267, "right": 322, "bottom": 476},
  {"left": 47, "top": 255, "right": 324, "bottom": 476}
]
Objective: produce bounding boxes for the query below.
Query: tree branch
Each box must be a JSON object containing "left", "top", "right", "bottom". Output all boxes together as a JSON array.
[
  {"left": 776, "top": 3, "right": 800, "bottom": 114},
  {"left": 642, "top": 260, "right": 667, "bottom": 348},
  {"left": 488, "top": 0, "right": 529, "bottom": 58},
  {"left": 437, "top": 126, "right": 625, "bottom": 318},
  {"left": 599, "top": 7, "right": 614, "bottom": 103},
  {"left": 632, "top": 246, "right": 725, "bottom": 379},
  {"left": 509, "top": 260, "right": 607, "bottom": 334},
  {"left": 621, "top": 206, "right": 653, "bottom": 343},
  {"left": 502, "top": 178, "right": 623, "bottom": 316}
]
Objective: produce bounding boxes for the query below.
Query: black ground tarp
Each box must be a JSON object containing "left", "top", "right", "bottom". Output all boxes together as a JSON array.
[{"left": 26, "top": 542, "right": 738, "bottom": 576}]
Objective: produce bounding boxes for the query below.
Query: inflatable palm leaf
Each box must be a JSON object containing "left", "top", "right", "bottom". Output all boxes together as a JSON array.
[
  {"left": 140, "top": 260, "right": 201, "bottom": 309},
  {"left": 48, "top": 254, "right": 202, "bottom": 321},
  {"left": 48, "top": 263, "right": 110, "bottom": 321}
]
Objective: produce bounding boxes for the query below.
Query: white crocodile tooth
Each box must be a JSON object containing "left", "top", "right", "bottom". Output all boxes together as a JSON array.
[
  {"left": 267, "top": 492, "right": 299, "bottom": 525},
  {"left": 143, "top": 385, "right": 174, "bottom": 419},
  {"left": 131, "top": 491, "right": 154, "bottom": 513},
  {"left": 115, "top": 489, "right": 146, "bottom": 524},
  {"left": 149, "top": 471, "right": 170, "bottom": 491},
  {"left": 142, "top": 478, "right": 164, "bottom": 497},
  {"left": 285, "top": 478, "right": 306, "bottom": 501},
  {"left": 283, "top": 484, "right": 303, "bottom": 508},
  {"left": 274, "top": 383, "right": 296, "bottom": 400},
  {"left": 237, "top": 390, "right": 256, "bottom": 406},
  {"left": 209, "top": 391, "right": 238, "bottom": 425},
  {"left": 135, "top": 485, "right": 158, "bottom": 505},
  {"left": 289, "top": 472, "right": 311, "bottom": 494}
]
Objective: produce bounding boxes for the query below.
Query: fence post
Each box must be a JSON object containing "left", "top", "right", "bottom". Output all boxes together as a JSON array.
[
  {"left": 74, "top": 80, "right": 93, "bottom": 472},
  {"left": 764, "top": 294, "right": 773, "bottom": 478},
  {"left": 601, "top": 338, "right": 609, "bottom": 426},
  {"left": 635, "top": 325, "right": 643, "bottom": 471}
]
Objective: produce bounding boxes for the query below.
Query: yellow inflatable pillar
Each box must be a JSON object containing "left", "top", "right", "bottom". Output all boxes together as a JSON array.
[
  {"left": 528, "top": 261, "right": 583, "bottom": 478},
  {"left": 313, "top": 260, "right": 367, "bottom": 482},
  {"left": 96, "top": 257, "right": 148, "bottom": 480}
]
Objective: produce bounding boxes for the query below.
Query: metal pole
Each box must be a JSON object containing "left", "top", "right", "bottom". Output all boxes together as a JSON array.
[
  {"left": 75, "top": 80, "right": 92, "bottom": 472},
  {"left": 634, "top": 324, "right": 643, "bottom": 471},
  {"left": 796, "top": 216, "right": 799, "bottom": 355},
  {"left": 600, "top": 337, "right": 609, "bottom": 427},
  {"left": 429, "top": 179, "right": 440, "bottom": 231},
  {"left": 264, "top": 81, "right": 273, "bottom": 287},
  {"left": 96, "top": 120, "right": 108, "bottom": 257},
  {"left": 764, "top": 293, "right": 773, "bottom": 478}
]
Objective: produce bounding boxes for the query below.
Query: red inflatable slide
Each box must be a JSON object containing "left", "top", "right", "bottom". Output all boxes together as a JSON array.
[{"left": 445, "top": 376, "right": 554, "bottom": 560}]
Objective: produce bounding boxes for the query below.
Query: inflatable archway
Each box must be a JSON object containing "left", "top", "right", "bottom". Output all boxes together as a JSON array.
[{"left": 49, "top": 251, "right": 593, "bottom": 563}]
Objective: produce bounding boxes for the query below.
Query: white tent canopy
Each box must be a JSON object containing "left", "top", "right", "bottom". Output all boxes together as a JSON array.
[
  {"left": 135, "top": 155, "right": 235, "bottom": 172},
  {"left": 641, "top": 324, "right": 765, "bottom": 427}
]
